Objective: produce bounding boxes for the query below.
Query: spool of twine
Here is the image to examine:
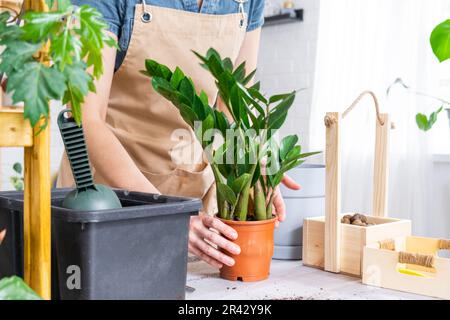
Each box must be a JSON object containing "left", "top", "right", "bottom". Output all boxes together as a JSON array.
[
  {"left": 439, "top": 239, "right": 450, "bottom": 250},
  {"left": 379, "top": 239, "right": 396, "bottom": 250},
  {"left": 398, "top": 251, "right": 434, "bottom": 268}
]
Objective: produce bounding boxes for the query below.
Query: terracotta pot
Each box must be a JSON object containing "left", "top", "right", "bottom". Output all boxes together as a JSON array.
[{"left": 219, "top": 217, "right": 277, "bottom": 282}]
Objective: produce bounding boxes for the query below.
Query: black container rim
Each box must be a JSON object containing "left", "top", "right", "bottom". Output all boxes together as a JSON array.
[{"left": 0, "top": 188, "right": 201, "bottom": 223}]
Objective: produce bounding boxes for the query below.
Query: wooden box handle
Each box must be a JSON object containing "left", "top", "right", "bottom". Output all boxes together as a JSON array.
[{"left": 324, "top": 91, "right": 391, "bottom": 273}]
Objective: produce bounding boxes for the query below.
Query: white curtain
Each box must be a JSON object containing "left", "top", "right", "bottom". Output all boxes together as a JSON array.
[{"left": 310, "top": 0, "right": 450, "bottom": 237}]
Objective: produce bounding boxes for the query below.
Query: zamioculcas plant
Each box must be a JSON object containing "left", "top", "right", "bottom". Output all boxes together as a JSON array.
[
  {"left": 143, "top": 49, "right": 319, "bottom": 281},
  {"left": 0, "top": 0, "right": 117, "bottom": 128},
  {"left": 142, "top": 49, "right": 319, "bottom": 222}
]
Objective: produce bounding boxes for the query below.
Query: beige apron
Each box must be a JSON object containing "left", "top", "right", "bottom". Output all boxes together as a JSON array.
[{"left": 57, "top": 1, "right": 247, "bottom": 214}]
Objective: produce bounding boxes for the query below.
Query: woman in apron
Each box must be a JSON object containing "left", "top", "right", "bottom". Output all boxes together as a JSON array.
[{"left": 57, "top": 0, "right": 300, "bottom": 269}]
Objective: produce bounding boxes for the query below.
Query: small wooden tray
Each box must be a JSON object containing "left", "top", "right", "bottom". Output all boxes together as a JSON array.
[{"left": 363, "top": 236, "right": 450, "bottom": 299}]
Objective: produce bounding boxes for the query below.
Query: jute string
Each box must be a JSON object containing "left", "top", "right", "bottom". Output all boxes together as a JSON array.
[
  {"left": 439, "top": 239, "right": 450, "bottom": 250},
  {"left": 398, "top": 251, "right": 434, "bottom": 268}
]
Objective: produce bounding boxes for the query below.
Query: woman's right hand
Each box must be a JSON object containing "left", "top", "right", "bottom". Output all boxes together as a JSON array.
[{"left": 188, "top": 214, "right": 241, "bottom": 269}]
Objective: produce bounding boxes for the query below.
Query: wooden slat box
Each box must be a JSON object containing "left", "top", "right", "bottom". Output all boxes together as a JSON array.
[
  {"left": 303, "top": 214, "right": 411, "bottom": 276},
  {"left": 362, "top": 236, "right": 450, "bottom": 299}
]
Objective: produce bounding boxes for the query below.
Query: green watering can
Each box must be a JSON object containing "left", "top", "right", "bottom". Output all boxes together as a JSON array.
[{"left": 58, "top": 109, "right": 122, "bottom": 211}]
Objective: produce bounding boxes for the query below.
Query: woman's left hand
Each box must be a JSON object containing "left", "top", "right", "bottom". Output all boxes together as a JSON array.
[{"left": 272, "top": 175, "right": 301, "bottom": 227}]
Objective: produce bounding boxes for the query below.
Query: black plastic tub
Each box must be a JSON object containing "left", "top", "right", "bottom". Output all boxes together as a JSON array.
[{"left": 0, "top": 188, "right": 201, "bottom": 300}]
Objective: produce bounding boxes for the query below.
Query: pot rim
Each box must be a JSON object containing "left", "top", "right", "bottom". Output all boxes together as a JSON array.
[{"left": 217, "top": 216, "right": 277, "bottom": 226}]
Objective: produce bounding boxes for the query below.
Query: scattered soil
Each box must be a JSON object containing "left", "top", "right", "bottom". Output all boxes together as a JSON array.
[{"left": 341, "top": 214, "right": 375, "bottom": 227}]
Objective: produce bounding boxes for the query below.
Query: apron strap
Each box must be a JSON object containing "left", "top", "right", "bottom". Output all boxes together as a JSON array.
[{"left": 234, "top": 0, "right": 248, "bottom": 28}]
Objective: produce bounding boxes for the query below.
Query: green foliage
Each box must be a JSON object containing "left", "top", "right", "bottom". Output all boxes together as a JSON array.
[
  {"left": 0, "top": 4, "right": 117, "bottom": 128},
  {"left": 10, "top": 162, "right": 24, "bottom": 191},
  {"left": 143, "top": 49, "right": 320, "bottom": 221},
  {"left": 416, "top": 106, "right": 443, "bottom": 131},
  {"left": 0, "top": 276, "right": 42, "bottom": 300},
  {"left": 430, "top": 19, "right": 450, "bottom": 63}
]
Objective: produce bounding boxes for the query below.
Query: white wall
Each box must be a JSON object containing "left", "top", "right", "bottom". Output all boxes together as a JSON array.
[{"left": 257, "top": 0, "right": 321, "bottom": 151}]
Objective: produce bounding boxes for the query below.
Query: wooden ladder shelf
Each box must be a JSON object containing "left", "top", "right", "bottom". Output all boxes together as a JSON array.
[{"left": 0, "top": 0, "right": 51, "bottom": 300}]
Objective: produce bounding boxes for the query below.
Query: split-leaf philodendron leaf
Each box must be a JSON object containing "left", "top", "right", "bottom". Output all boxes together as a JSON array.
[{"left": 0, "top": 4, "right": 117, "bottom": 128}]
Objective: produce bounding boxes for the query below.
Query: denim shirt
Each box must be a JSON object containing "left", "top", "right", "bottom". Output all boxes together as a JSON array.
[{"left": 71, "top": 0, "right": 265, "bottom": 71}]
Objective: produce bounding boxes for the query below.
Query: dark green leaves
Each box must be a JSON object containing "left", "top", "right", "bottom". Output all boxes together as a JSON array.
[
  {"left": 142, "top": 48, "right": 321, "bottom": 221},
  {"left": 280, "top": 135, "right": 299, "bottom": 160},
  {"left": 416, "top": 106, "right": 443, "bottom": 131},
  {"left": 76, "top": 5, "right": 117, "bottom": 79},
  {"left": 0, "top": 4, "right": 118, "bottom": 127},
  {"left": 430, "top": 19, "right": 450, "bottom": 63},
  {"left": 217, "top": 183, "right": 237, "bottom": 206},
  {"left": 62, "top": 62, "right": 94, "bottom": 123},
  {"left": 8, "top": 62, "right": 66, "bottom": 126}
]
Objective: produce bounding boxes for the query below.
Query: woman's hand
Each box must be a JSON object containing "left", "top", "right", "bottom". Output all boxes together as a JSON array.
[
  {"left": 272, "top": 175, "right": 301, "bottom": 227},
  {"left": 188, "top": 214, "right": 241, "bottom": 269}
]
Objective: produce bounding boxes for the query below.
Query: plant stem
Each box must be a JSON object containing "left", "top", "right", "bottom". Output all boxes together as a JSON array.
[
  {"left": 266, "top": 189, "right": 276, "bottom": 219},
  {"left": 254, "top": 180, "right": 266, "bottom": 220},
  {"left": 233, "top": 163, "right": 257, "bottom": 221},
  {"left": 211, "top": 163, "right": 228, "bottom": 219}
]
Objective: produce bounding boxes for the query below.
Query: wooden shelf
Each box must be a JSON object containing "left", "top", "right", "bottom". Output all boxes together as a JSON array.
[
  {"left": 0, "top": 108, "right": 32, "bottom": 147},
  {"left": 263, "top": 9, "right": 304, "bottom": 27}
]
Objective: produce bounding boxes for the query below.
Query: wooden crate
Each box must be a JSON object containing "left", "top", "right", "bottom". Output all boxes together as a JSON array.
[
  {"left": 302, "top": 92, "right": 411, "bottom": 277},
  {"left": 303, "top": 214, "right": 411, "bottom": 276},
  {"left": 363, "top": 236, "right": 450, "bottom": 299}
]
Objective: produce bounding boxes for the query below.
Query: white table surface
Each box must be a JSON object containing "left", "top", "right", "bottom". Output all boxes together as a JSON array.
[{"left": 186, "top": 259, "right": 434, "bottom": 300}]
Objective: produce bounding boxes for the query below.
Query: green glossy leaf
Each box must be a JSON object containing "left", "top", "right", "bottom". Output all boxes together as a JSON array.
[
  {"left": 269, "top": 92, "right": 293, "bottom": 104},
  {"left": 416, "top": 106, "right": 443, "bottom": 131},
  {"left": 51, "top": 19, "right": 83, "bottom": 70},
  {"left": 21, "top": 11, "right": 64, "bottom": 42},
  {"left": 178, "top": 103, "right": 198, "bottom": 128},
  {"left": 179, "top": 77, "right": 195, "bottom": 103},
  {"left": 248, "top": 87, "right": 267, "bottom": 104},
  {"left": 0, "top": 41, "right": 42, "bottom": 76},
  {"left": 199, "top": 90, "right": 209, "bottom": 106},
  {"left": 231, "top": 173, "right": 251, "bottom": 195},
  {"left": 268, "top": 92, "right": 296, "bottom": 130},
  {"left": 217, "top": 183, "right": 237, "bottom": 206},
  {"left": 233, "top": 61, "right": 246, "bottom": 82},
  {"left": 242, "top": 69, "right": 257, "bottom": 86},
  {"left": 62, "top": 62, "right": 93, "bottom": 124},
  {"left": 170, "top": 67, "right": 185, "bottom": 89},
  {"left": 222, "top": 57, "right": 233, "bottom": 71},
  {"left": 280, "top": 135, "right": 299, "bottom": 160},
  {"left": 192, "top": 95, "right": 206, "bottom": 120},
  {"left": 214, "top": 110, "right": 230, "bottom": 137},
  {"left": 8, "top": 62, "right": 66, "bottom": 127},
  {"left": 76, "top": 5, "right": 116, "bottom": 79},
  {"left": 430, "top": 19, "right": 450, "bottom": 62},
  {"left": 0, "top": 276, "right": 42, "bottom": 300}
]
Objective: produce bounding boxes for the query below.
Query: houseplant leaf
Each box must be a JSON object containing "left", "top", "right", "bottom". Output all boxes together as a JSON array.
[
  {"left": 280, "top": 135, "right": 299, "bottom": 161},
  {"left": 0, "top": 276, "right": 42, "bottom": 300},
  {"left": 7, "top": 62, "right": 66, "bottom": 127},
  {"left": 21, "top": 11, "right": 65, "bottom": 42},
  {"left": 0, "top": 40, "right": 42, "bottom": 76},
  {"left": 416, "top": 106, "right": 443, "bottom": 131},
  {"left": 430, "top": 19, "right": 450, "bottom": 62},
  {"left": 231, "top": 173, "right": 251, "bottom": 195},
  {"left": 217, "top": 183, "right": 237, "bottom": 206},
  {"left": 62, "top": 62, "right": 94, "bottom": 124}
]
